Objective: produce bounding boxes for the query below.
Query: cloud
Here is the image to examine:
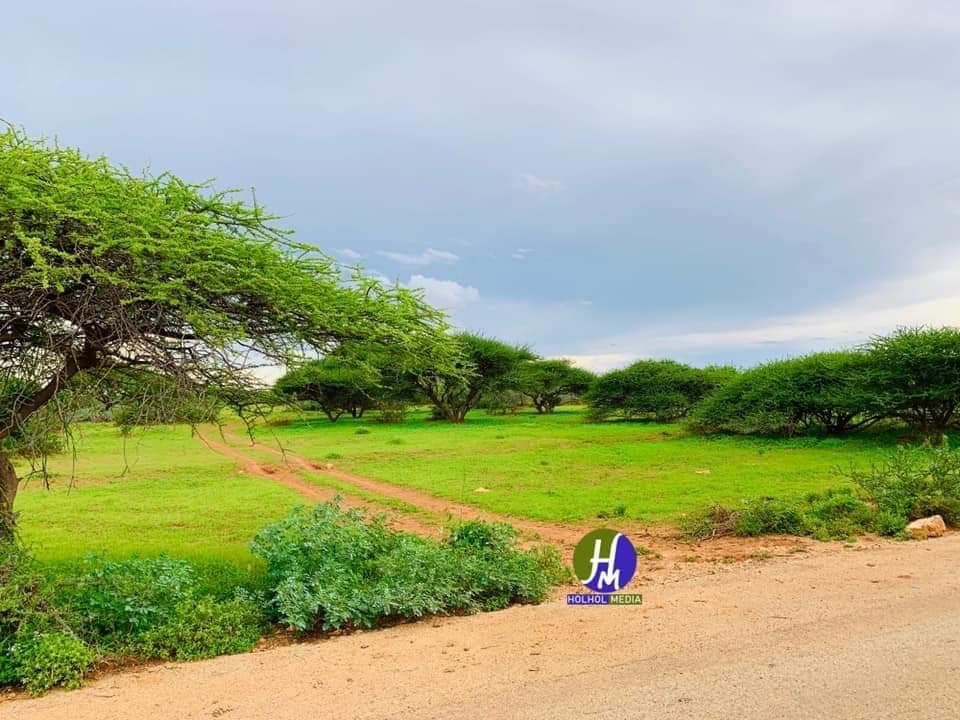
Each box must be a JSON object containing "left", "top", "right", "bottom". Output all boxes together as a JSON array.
[
  {"left": 377, "top": 248, "right": 459, "bottom": 266},
  {"left": 587, "top": 250, "right": 960, "bottom": 363},
  {"left": 338, "top": 247, "right": 367, "bottom": 261},
  {"left": 513, "top": 173, "right": 565, "bottom": 194},
  {"left": 407, "top": 274, "right": 480, "bottom": 310},
  {"left": 561, "top": 353, "right": 638, "bottom": 373},
  {"left": 511, "top": 247, "right": 533, "bottom": 260}
]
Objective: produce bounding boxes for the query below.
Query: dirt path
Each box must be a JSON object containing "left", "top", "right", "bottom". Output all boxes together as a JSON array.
[
  {"left": 195, "top": 429, "right": 440, "bottom": 537},
  {"left": 7, "top": 533, "right": 959, "bottom": 720},
  {"left": 211, "top": 428, "right": 814, "bottom": 566}
]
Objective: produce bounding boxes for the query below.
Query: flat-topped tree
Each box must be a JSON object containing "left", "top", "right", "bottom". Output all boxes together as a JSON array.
[
  {"left": 418, "top": 333, "right": 535, "bottom": 422},
  {"left": 0, "top": 127, "right": 452, "bottom": 538},
  {"left": 516, "top": 359, "right": 594, "bottom": 414}
]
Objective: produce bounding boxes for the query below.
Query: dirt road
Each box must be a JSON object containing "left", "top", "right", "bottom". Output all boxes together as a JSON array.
[{"left": 7, "top": 533, "right": 959, "bottom": 720}]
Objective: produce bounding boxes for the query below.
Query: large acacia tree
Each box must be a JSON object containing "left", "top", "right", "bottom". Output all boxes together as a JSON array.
[{"left": 0, "top": 127, "right": 452, "bottom": 537}]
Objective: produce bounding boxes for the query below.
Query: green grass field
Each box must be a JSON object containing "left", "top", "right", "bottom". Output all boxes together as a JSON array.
[
  {"left": 245, "top": 407, "right": 899, "bottom": 523},
  {"left": 13, "top": 408, "right": 903, "bottom": 570},
  {"left": 13, "top": 423, "right": 303, "bottom": 568}
]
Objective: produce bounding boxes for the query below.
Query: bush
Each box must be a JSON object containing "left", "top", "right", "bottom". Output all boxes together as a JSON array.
[
  {"left": 688, "top": 352, "right": 877, "bottom": 436},
  {"left": 846, "top": 445, "right": 960, "bottom": 525},
  {"left": 55, "top": 556, "right": 197, "bottom": 644},
  {"left": 10, "top": 631, "right": 95, "bottom": 695},
  {"left": 588, "top": 360, "right": 734, "bottom": 422},
  {"left": 133, "top": 593, "right": 264, "bottom": 661},
  {"left": 681, "top": 487, "right": 909, "bottom": 542},
  {"left": 251, "top": 501, "right": 564, "bottom": 632}
]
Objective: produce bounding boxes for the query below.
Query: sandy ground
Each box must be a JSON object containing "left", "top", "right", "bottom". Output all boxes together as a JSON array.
[{"left": 6, "top": 533, "right": 959, "bottom": 720}]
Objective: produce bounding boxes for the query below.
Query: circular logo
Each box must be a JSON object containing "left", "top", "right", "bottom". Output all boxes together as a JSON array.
[{"left": 572, "top": 529, "right": 637, "bottom": 593}]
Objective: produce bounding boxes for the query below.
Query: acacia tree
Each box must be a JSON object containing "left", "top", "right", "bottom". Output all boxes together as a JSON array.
[
  {"left": 516, "top": 359, "right": 594, "bottom": 414},
  {"left": 0, "top": 127, "right": 452, "bottom": 537},
  {"left": 866, "top": 327, "right": 960, "bottom": 444},
  {"left": 275, "top": 358, "right": 378, "bottom": 422},
  {"left": 587, "top": 360, "right": 730, "bottom": 422},
  {"left": 417, "top": 333, "right": 534, "bottom": 422}
]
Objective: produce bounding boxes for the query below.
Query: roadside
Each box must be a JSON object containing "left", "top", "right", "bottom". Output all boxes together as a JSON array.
[{"left": 7, "top": 532, "right": 958, "bottom": 720}]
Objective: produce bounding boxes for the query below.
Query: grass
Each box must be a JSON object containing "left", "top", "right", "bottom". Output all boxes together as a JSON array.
[
  {"left": 13, "top": 423, "right": 303, "bottom": 569},
  {"left": 243, "top": 406, "right": 901, "bottom": 523},
  {"left": 11, "top": 408, "right": 907, "bottom": 570}
]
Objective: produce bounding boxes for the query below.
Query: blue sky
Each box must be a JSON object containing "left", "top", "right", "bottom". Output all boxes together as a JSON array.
[{"left": 5, "top": 1, "right": 960, "bottom": 370}]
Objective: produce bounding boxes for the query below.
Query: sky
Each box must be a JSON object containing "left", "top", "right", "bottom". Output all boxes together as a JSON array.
[{"left": 4, "top": 1, "right": 960, "bottom": 371}]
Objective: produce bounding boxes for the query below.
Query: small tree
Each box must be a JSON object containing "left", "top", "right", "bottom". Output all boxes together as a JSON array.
[
  {"left": 866, "top": 327, "right": 960, "bottom": 444},
  {"left": 0, "top": 127, "right": 453, "bottom": 537},
  {"left": 417, "top": 334, "right": 535, "bottom": 423},
  {"left": 587, "top": 360, "right": 728, "bottom": 422},
  {"left": 516, "top": 359, "right": 594, "bottom": 414},
  {"left": 275, "top": 358, "right": 378, "bottom": 422}
]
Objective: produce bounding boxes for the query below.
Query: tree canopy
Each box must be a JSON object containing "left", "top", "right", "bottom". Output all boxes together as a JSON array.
[
  {"left": 515, "top": 359, "right": 594, "bottom": 414},
  {"left": 417, "top": 333, "right": 535, "bottom": 422},
  {"left": 0, "top": 126, "right": 452, "bottom": 536},
  {"left": 587, "top": 360, "right": 732, "bottom": 422}
]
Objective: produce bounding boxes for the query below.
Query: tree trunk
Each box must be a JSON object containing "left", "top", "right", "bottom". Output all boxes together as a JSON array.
[{"left": 0, "top": 454, "right": 17, "bottom": 541}]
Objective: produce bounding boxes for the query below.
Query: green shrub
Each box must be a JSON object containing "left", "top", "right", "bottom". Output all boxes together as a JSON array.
[
  {"left": 10, "top": 631, "right": 95, "bottom": 695},
  {"left": 133, "top": 593, "right": 264, "bottom": 661},
  {"left": 251, "top": 501, "right": 562, "bottom": 632},
  {"left": 733, "top": 498, "right": 806, "bottom": 537},
  {"left": 446, "top": 521, "right": 517, "bottom": 553},
  {"left": 682, "top": 487, "right": 907, "bottom": 541},
  {"left": 846, "top": 445, "right": 960, "bottom": 525},
  {"left": 55, "top": 556, "right": 196, "bottom": 643},
  {"left": 588, "top": 360, "right": 733, "bottom": 422}
]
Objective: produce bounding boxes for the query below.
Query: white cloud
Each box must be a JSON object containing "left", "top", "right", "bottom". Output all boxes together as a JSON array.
[
  {"left": 511, "top": 247, "right": 533, "bottom": 260},
  {"left": 338, "top": 248, "right": 367, "bottom": 260},
  {"left": 562, "top": 353, "right": 638, "bottom": 373},
  {"left": 407, "top": 274, "right": 480, "bottom": 310},
  {"left": 377, "top": 248, "right": 460, "bottom": 266},
  {"left": 513, "top": 173, "right": 565, "bottom": 194}
]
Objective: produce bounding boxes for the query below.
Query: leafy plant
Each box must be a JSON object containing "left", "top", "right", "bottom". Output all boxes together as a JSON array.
[
  {"left": 10, "top": 631, "right": 95, "bottom": 695},
  {"left": 251, "top": 501, "right": 562, "bottom": 632},
  {"left": 133, "top": 593, "right": 264, "bottom": 661},
  {"left": 846, "top": 445, "right": 960, "bottom": 525}
]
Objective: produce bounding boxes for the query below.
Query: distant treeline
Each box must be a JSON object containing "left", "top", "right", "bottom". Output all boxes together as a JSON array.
[
  {"left": 270, "top": 326, "right": 960, "bottom": 444},
  {"left": 598, "top": 326, "right": 960, "bottom": 443}
]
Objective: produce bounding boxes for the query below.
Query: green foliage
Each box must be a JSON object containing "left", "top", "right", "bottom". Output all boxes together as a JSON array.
[
  {"left": 682, "top": 487, "right": 910, "bottom": 542},
  {"left": 515, "top": 359, "right": 594, "bottom": 414},
  {"left": 132, "top": 593, "right": 264, "bottom": 661},
  {"left": 689, "top": 352, "right": 876, "bottom": 436},
  {"left": 10, "top": 631, "right": 95, "bottom": 695},
  {"left": 276, "top": 358, "right": 379, "bottom": 422},
  {"left": 865, "top": 327, "right": 960, "bottom": 442},
  {"left": 418, "top": 334, "right": 536, "bottom": 422},
  {"left": 56, "top": 556, "right": 197, "bottom": 643},
  {"left": 0, "top": 125, "right": 454, "bottom": 537},
  {"left": 588, "top": 360, "right": 732, "bottom": 422},
  {"left": 251, "top": 501, "right": 562, "bottom": 631},
  {"left": 446, "top": 520, "right": 518, "bottom": 553},
  {"left": 846, "top": 445, "right": 960, "bottom": 525}
]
